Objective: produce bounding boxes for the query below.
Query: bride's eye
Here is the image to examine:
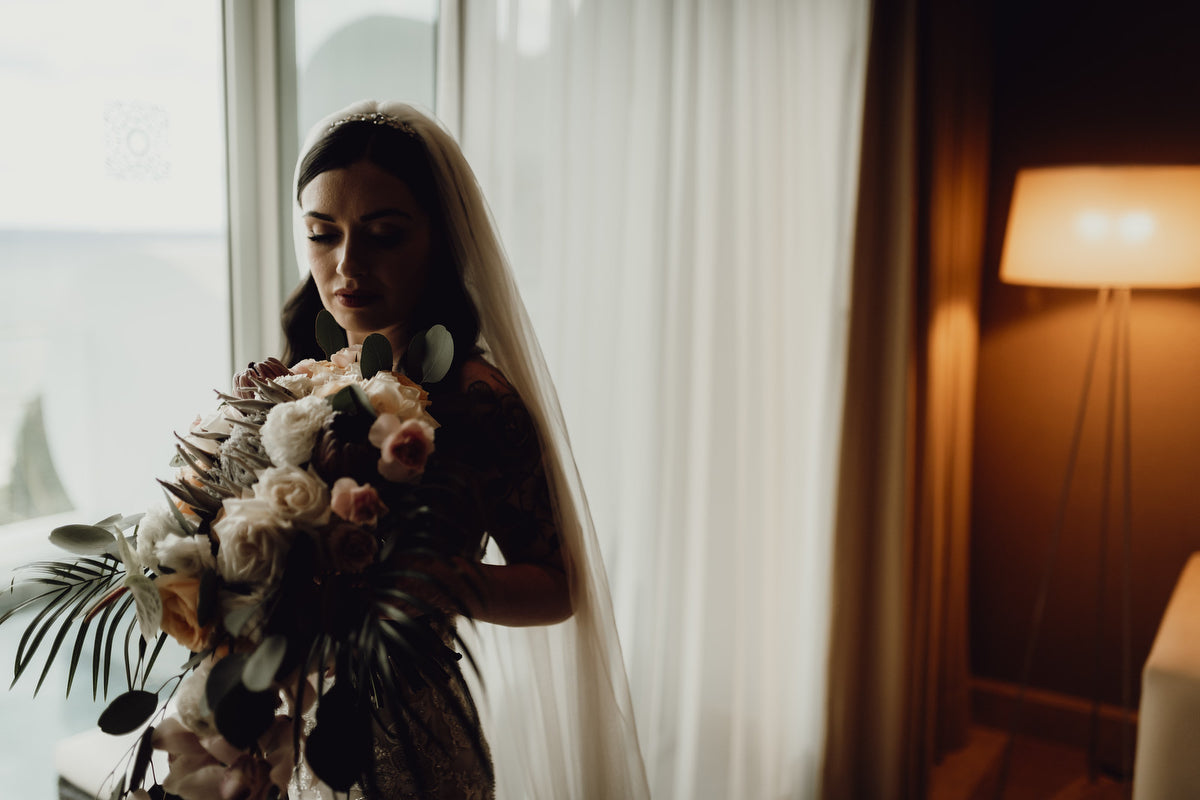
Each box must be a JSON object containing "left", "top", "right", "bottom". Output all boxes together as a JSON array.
[
  {"left": 307, "top": 229, "right": 338, "bottom": 244},
  {"left": 368, "top": 224, "right": 407, "bottom": 245}
]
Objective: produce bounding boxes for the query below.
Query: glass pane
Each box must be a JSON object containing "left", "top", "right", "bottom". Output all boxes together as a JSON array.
[
  {"left": 0, "top": 2, "right": 227, "bottom": 797},
  {"left": 292, "top": 0, "right": 439, "bottom": 145}
]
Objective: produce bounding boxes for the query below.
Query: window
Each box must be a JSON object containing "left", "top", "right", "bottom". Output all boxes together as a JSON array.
[
  {"left": 0, "top": 2, "right": 441, "bottom": 796},
  {"left": 0, "top": 2, "right": 226, "bottom": 796}
]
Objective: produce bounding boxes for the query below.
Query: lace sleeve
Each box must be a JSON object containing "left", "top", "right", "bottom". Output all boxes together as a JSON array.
[{"left": 450, "top": 360, "right": 564, "bottom": 573}]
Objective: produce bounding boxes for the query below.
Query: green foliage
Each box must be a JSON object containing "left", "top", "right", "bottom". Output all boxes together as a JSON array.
[
  {"left": 98, "top": 689, "right": 158, "bottom": 735},
  {"left": 49, "top": 524, "right": 115, "bottom": 555},
  {"left": 242, "top": 634, "right": 287, "bottom": 692},
  {"left": 315, "top": 309, "right": 348, "bottom": 359},
  {"left": 406, "top": 324, "right": 454, "bottom": 383},
  {"left": 360, "top": 332, "right": 393, "bottom": 380},
  {"left": 328, "top": 382, "right": 378, "bottom": 419}
]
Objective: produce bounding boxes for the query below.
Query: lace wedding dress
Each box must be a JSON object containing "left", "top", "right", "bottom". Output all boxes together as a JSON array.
[
  {"left": 293, "top": 358, "right": 554, "bottom": 799},
  {"left": 291, "top": 99, "right": 651, "bottom": 800}
]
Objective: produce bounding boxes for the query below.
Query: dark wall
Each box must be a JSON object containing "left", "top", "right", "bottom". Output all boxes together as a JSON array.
[{"left": 970, "top": 0, "right": 1200, "bottom": 708}]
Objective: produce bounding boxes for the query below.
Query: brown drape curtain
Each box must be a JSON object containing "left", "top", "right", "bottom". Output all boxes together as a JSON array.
[{"left": 821, "top": 0, "right": 992, "bottom": 797}]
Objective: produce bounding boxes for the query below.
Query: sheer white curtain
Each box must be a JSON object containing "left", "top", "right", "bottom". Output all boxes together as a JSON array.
[{"left": 452, "top": 1, "right": 869, "bottom": 797}]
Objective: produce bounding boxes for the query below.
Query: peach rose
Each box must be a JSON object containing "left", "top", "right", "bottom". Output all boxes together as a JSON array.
[
  {"left": 368, "top": 414, "right": 435, "bottom": 483},
  {"left": 362, "top": 372, "right": 428, "bottom": 419},
  {"left": 330, "top": 478, "right": 389, "bottom": 527},
  {"left": 330, "top": 344, "right": 363, "bottom": 370},
  {"left": 157, "top": 574, "right": 213, "bottom": 652}
]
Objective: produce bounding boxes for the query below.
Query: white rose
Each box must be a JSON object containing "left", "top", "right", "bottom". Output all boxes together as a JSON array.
[
  {"left": 259, "top": 395, "right": 335, "bottom": 467},
  {"left": 213, "top": 498, "right": 294, "bottom": 586},
  {"left": 363, "top": 372, "right": 423, "bottom": 419},
  {"left": 273, "top": 373, "right": 313, "bottom": 398},
  {"left": 175, "top": 659, "right": 216, "bottom": 737},
  {"left": 137, "top": 504, "right": 185, "bottom": 573},
  {"left": 155, "top": 533, "right": 216, "bottom": 577},
  {"left": 253, "top": 465, "right": 330, "bottom": 525}
]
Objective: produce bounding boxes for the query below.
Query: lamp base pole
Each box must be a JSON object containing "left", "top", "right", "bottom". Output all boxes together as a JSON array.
[{"left": 994, "top": 286, "right": 1135, "bottom": 797}]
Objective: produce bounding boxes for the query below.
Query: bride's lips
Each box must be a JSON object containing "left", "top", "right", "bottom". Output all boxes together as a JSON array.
[{"left": 335, "top": 289, "right": 377, "bottom": 309}]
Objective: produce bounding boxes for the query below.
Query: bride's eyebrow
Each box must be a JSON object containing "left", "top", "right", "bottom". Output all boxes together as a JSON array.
[
  {"left": 302, "top": 209, "right": 413, "bottom": 222},
  {"left": 361, "top": 208, "right": 413, "bottom": 222}
]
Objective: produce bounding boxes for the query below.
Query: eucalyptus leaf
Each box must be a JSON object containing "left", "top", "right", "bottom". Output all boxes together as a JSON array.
[
  {"left": 307, "top": 683, "right": 372, "bottom": 790},
  {"left": 214, "top": 685, "right": 276, "bottom": 749},
  {"left": 116, "top": 513, "right": 145, "bottom": 532},
  {"left": 328, "top": 383, "right": 378, "bottom": 419},
  {"left": 93, "top": 513, "right": 123, "bottom": 531},
  {"left": 224, "top": 601, "right": 260, "bottom": 637},
  {"left": 242, "top": 634, "right": 288, "bottom": 692},
  {"left": 407, "top": 324, "right": 454, "bottom": 384},
  {"left": 206, "top": 652, "right": 249, "bottom": 710},
  {"left": 360, "top": 333, "right": 393, "bottom": 380},
  {"left": 49, "top": 525, "right": 116, "bottom": 556},
  {"left": 196, "top": 570, "right": 217, "bottom": 629},
  {"left": 130, "top": 725, "right": 155, "bottom": 790},
  {"left": 316, "top": 309, "right": 348, "bottom": 359},
  {"left": 97, "top": 689, "right": 158, "bottom": 735}
]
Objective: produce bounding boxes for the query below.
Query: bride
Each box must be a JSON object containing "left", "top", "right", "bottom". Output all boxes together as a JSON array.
[{"left": 282, "top": 100, "right": 650, "bottom": 799}]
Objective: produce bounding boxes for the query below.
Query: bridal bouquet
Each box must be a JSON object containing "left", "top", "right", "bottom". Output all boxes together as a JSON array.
[{"left": 1, "top": 316, "right": 482, "bottom": 799}]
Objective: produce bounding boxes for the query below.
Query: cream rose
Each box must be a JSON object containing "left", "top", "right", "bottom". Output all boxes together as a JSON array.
[
  {"left": 369, "top": 414, "right": 436, "bottom": 483},
  {"left": 175, "top": 659, "right": 216, "bottom": 737},
  {"left": 273, "top": 373, "right": 313, "bottom": 398},
  {"left": 157, "top": 574, "right": 213, "bottom": 653},
  {"left": 362, "top": 372, "right": 425, "bottom": 419},
  {"left": 213, "top": 498, "right": 294, "bottom": 586},
  {"left": 260, "top": 395, "right": 335, "bottom": 467},
  {"left": 155, "top": 533, "right": 216, "bottom": 577},
  {"left": 330, "top": 478, "right": 388, "bottom": 527},
  {"left": 137, "top": 504, "right": 187, "bottom": 574},
  {"left": 312, "top": 374, "right": 360, "bottom": 400},
  {"left": 253, "top": 465, "right": 330, "bottom": 525}
]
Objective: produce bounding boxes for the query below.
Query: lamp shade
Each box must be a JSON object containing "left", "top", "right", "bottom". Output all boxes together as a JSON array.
[{"left": 999, "top": 165, "right": 1200, "bottom": 288}]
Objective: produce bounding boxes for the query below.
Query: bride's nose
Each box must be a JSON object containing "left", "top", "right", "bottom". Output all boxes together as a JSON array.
[{"left": 336, "top": 238, "right": 367, "bottom": 277}]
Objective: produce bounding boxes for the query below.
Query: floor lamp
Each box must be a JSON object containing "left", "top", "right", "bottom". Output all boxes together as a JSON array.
[{"left": 993, "top": 165, "right": 1200, "bottom": 793}]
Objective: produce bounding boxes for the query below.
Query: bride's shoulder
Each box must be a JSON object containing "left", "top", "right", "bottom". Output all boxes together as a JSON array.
[{"left": 456, "top": 354, "right": 518, "bottom": 398}]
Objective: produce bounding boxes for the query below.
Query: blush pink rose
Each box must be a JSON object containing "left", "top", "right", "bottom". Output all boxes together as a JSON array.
[
  {"left": 326, "top": 523, "right": 380, "bottom": 573},
  {"left": 330, "top": 478, "right": 389, "bottom": 527},
  {"left": 368, "top": 414, "right": 435, "bottom": 483}
]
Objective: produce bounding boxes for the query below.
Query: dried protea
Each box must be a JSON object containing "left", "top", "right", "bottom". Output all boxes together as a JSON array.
[
  {"left": 233, "top": 358, "right": 292, "bottom": 399},
  {"left": 215, "top": 426, "right": 271, "bottom": 488}
]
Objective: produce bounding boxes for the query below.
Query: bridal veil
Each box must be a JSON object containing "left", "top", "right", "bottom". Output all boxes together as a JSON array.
[{"left": 293, "top": 100, "right": 651, "bottom": 799}]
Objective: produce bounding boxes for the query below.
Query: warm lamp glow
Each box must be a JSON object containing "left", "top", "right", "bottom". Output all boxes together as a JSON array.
[{"left": 1000, "top": 165, "right": 1200, "bottom": 288}]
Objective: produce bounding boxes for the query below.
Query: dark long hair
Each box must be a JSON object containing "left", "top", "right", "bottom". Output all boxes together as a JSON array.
[{"left": 281, "top": 119, "right": 482, "bottom": 369}]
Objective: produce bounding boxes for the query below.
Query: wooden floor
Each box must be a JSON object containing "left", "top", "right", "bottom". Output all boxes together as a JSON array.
[{"left": 929, "top": 726, "right": 1131, "bottom": 800}]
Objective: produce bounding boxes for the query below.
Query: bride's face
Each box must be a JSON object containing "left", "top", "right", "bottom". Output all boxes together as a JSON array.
[{"left": 300, "top": 160, "right": 433, "bottom": 346}]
